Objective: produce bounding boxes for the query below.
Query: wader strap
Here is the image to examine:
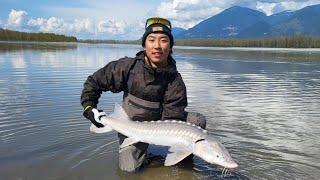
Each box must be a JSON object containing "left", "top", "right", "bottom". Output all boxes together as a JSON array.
[{"left": 123, "top": 92, "right": 162, "bottom": 121}]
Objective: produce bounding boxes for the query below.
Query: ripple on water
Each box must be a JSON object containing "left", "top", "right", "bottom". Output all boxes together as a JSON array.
[{"left": 1, "top": 44, "right": 320, "bottom": 180}]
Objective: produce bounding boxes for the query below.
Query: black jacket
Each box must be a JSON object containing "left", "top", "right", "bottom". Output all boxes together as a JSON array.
[{"left": 81, "top": 51, "right": 187, "bottom": 121}]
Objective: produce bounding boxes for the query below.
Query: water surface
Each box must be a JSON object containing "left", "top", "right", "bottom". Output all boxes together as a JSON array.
[{"left": 0, "top": 42, "right": 319, "bottom": 180}]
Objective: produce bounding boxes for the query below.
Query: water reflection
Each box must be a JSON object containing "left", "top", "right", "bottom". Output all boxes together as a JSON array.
[
  {"left": 176, "top": 51, "right": 320, "bottom": 179},
  {"left": 0, "top": 43, "right": 319, "bottom": 180}
]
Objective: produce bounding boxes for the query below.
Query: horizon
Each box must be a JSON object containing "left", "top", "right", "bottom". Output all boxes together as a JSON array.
[{"left": 0, "top": 0, "right": 320, "bottom": 40}]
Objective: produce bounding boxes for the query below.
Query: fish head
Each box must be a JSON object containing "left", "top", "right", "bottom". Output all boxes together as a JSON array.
[{"left": 194, "top": 136, "right": 238, "bottom": 169}]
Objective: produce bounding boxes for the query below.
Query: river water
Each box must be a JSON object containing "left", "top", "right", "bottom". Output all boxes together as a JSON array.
[{"left": 0, "top": 42, "right": 319, "bottom": 180}]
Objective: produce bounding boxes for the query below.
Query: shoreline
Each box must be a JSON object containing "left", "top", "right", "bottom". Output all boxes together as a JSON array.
[{"left": 2, "top": 41, "right": 320, "bottom": 53}]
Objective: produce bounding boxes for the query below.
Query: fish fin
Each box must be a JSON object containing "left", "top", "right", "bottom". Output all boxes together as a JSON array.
[
  {"left": 108, "top": 103, "right": 130, "bottom": 121},
  {"left": 90, "top": 123, "right": 113, "bottom": 133},
  {"left": 120, "top": 137, "right": 140, "bottom": 148},
  {"left": 168, "top": 144, "right": 192, "bottom": 153},
  {"left": 165, "top": 144, "right": 193, "bottom": 166}
]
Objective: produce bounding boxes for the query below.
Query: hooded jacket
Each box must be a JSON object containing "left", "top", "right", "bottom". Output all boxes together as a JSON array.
[{"left": 81, "top": 50, "right": 187, "bottom": 121}]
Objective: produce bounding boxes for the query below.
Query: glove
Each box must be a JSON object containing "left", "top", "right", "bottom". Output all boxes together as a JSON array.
[{"left": 83, "top": 106, "right": 106, "bottom": 128}]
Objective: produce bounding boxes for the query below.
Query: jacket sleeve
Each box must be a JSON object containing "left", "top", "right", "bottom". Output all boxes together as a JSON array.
[
  {"left": 162, "top": 73, "right": 188, "bottom": 121},
  {"left": 80, "top": 58, "right": 134, "bottom": 108}
]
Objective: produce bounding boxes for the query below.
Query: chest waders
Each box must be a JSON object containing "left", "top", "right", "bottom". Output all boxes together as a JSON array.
[
  {"left": 117, "top": 93, "right": 206, "bottom": 172},
  {"left": 118, "top": 92, "right": 161, "bottom": 172}
]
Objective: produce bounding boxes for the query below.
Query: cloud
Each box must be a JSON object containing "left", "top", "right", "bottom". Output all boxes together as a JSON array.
[
  {"left": 151, "top": 0, "right": 320, "bottom": 29},
  {"left": 7, "top": 9, "right": 28, "bottom": 28},
  {"left": 70, "top": 19, "right": 93, "bottom": 33},
  {"left": 153, "top": 0, "right": 227, "bottom": 29},
  {"left": 97, "top": 19, "right": 126, "bottom": 34},
  {"left": 3, "top": 1, "right": 320, "bottom": 39},
  {"left": 27, "top": 17, "right": 67, "bottom": 33},
  {"left": 279, "top": 0, "right": 320, "bottom": 11},
  {"left": 257, "top": 0, "right": 320, "bottom": 15},
  {"left": 26, "top": 15, "right": 142, "bottom": 40},
  {"left": 256, "top": 2, "right": 277, "bottom": 15}
]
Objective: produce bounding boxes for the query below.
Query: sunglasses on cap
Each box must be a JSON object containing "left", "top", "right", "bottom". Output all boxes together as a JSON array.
[{"left": 145, "top": 17, "right": 172, "bottom": 30}]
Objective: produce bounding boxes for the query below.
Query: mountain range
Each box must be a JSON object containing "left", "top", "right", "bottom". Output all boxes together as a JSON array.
[{"left": 174, "top": 4, "right": 320, "bottom": 39}]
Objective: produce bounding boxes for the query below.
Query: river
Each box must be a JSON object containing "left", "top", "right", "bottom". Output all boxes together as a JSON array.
[{"left": 0, "top": 42, "right": 319, "bottom": 180}]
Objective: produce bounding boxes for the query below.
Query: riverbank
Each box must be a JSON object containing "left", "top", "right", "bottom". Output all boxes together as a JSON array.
[
  {"left": 0, "top": 28, "right": 77, "bottom": 42},
  {"left": 1, "top": 28, "right": 320, "bottom": 48},
  {"left": 80, "top": 36, "right": 320, "bottom": 48},
  {"left": 2, "top": 41, "right": 320, "bottom": 54}
]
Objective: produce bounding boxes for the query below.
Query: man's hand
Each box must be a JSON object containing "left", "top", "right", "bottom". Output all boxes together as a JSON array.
[{"left": 83, "top": 106, "right": 106, "bottom": 128}]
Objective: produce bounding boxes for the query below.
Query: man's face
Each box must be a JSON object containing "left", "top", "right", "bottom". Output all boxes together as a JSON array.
[{"left": 144, "top": 33, "right": 171, "bottom": 68}]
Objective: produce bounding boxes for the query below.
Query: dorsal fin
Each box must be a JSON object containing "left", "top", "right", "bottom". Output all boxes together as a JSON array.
[{"left": 108, "top": 103, "right": 130, "bottom": 121}]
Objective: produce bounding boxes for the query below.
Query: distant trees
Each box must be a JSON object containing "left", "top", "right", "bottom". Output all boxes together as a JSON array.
[
  {"left": 0, "top": 29, "right": 77, "bottom": 42},
  {"left": 175, "top": 36, "right": 320, "bottom": 48},
  {"left": 83, "top": 36, "right": 320, "bottom": 48},
  {"left": 79, "top": 39, "right": 140, "bottom": 44},
  {"left": 1, "top": 28, "right": 319, "bottom": 48}
]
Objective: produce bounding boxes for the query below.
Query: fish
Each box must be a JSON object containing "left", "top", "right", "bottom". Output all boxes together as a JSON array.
[{"left": 90, "top": 103, "right": 238, "bottom": 170}]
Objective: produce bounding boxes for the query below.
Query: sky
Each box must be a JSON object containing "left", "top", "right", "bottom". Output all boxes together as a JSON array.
[{"left": 1, "top": 0, "right": 320, "bottom": 40}]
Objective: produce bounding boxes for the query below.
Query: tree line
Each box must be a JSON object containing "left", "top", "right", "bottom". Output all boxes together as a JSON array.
[
  {"left": 174, "top": 36, "right": 320, "bottom": 48},
  {"left": 1, "top": 28, "right": 320, "bottom": 48},
  {"left": 0, "top": 28, "right": 77, "bottom": 42},
  {"left": 82, "top": 36, "right": 320, "bottom": 48},
  {"left": 79, "top": 39, "right": 140, "bottom": 44}
]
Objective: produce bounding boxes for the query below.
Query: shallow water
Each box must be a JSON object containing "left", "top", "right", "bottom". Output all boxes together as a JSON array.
[{"left": 0, "top": 42, "right": 319, "bottom": 180}]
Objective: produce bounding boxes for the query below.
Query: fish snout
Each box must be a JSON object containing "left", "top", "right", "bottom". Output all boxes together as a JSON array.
[{"left": 225, "top": 161, "right": 238, "bottom": 169}]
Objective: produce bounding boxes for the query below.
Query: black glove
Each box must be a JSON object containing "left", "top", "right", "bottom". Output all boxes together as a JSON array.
[{"left": 83, "top": 106, "right": 106, "bottom": 128}]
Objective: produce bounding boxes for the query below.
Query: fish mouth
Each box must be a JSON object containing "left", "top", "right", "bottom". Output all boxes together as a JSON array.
[{"left": 224, "top": 161, "right": 238, "bottom": 169}]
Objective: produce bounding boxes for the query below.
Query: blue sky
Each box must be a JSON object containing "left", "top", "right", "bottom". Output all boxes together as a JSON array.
[{"left": 1, "top": 0, "right": 320, "bottom": 40}]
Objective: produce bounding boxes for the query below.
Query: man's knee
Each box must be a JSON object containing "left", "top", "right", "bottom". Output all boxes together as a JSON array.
[
  {"left": 118, "top": 133, "right": 149, "bottom": 172},
  {"left": 186, "top": 112, "right": 206, "bottom": 129}
]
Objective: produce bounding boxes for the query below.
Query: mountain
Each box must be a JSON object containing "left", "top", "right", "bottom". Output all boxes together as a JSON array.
[
  {"left": 176, "top": 6, "right": 266, "bottom": 38},
  {"left": 270, "top": 4, "right": 320, "bottom": 36},
  {"left": 174, "top": 4, "right": 320, "bottom": 39},
  {"left": 172, "top": 27, "right": 187, "bottom": 37},
  {"left": 237, "top": 21, "right": 272, "bottom": 38},
  {"left": 266, "top": 10, "right": 295, "bottom": 25}
]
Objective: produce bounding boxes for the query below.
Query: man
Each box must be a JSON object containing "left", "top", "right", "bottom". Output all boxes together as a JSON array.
[{"left": 81, "top": 17, "right": 206, "bottom": 172}]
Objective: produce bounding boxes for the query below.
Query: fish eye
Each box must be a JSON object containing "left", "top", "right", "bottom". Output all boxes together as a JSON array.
[{"left": 217, "top": 155, "right": 219, "bottom": 158}]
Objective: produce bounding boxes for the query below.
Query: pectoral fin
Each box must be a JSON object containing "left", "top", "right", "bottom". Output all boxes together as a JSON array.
[
  {"left": 90, "top": 124, "right": 113, "bottom": 133},
  {"left": 120, "top": 137, "right": 140, "bottom": 148},
  {"left": 164, "top": 144, "right": 193, "bottom": 166}
]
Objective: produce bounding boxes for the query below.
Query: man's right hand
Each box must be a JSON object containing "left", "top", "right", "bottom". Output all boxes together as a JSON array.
[{"left": 83, "top": 106, "right": 106, "bottom": 128}]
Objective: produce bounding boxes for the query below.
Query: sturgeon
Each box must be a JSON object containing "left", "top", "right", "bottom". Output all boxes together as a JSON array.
[{"left": 90, "top": 103, "right": 238, "bottom": 169}]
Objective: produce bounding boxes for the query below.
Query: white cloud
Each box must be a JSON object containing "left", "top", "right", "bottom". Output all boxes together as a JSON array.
[
  {"left": 27, "top": 18, "right": 45, "bottom": 27},
  {"left": 97, "top": 19, "right": 126, "bottom": 34},
  {"left": 28, "top": 17, "right": 95, "bottom": 34},
  {"left": 152, "top": 0, "right": 320, "bottom": 29},
  {"left": 7, "top": 9, "right": 28, "bottom": 28},
  {"left": 70, "top": 19, "right": 93, "bottom": 33},
  {"left": 256, "top": 2, "right": 277, "bottom": 15},
  {"left": 45, "top": 17, "right": 66, "bottom": 32},
  {"left": 28, "top": 17, "right": 66, "bottom": 33},
  {"left": 153, "top": 0, "right": 227, "bottom": 29},
  {"left": 280, "top": 0, "right": 320, "bottom": 11},
  {"left": 26, "top": 15, "right": 139, "bottom": 40},
  {"left": 257, "top": 0, "right": 320, "bottom": 15},
  {"left": 3, "top": 1, "right": 320, "bottom": 39}
]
